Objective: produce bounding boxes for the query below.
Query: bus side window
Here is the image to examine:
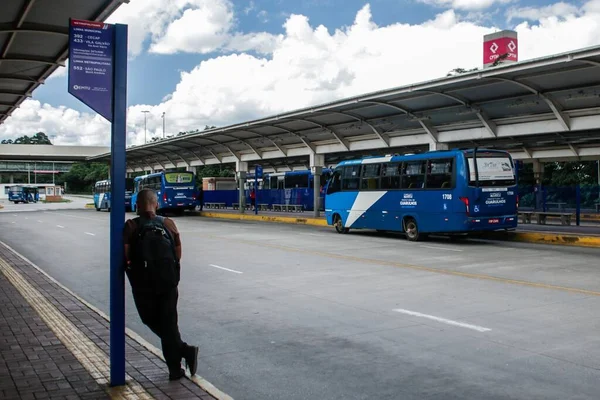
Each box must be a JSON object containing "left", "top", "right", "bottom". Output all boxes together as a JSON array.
[
  {"left": 342, "top": 165, "right": 360, "bottom": 191},
  {"left": 327, "top": 170, "right": 342, "bottom": 194},
  {"left": 402, "top": 161, "right": 426, "bottom": 189},
  {"left": 361, "top": 164, "right": 381, "bottom": 190},
  {"left": 381, "top": 163, "right": 401, "bottom": 189},
  {"left": 426, "top": 159, "right": 454, "bottom": 189}
]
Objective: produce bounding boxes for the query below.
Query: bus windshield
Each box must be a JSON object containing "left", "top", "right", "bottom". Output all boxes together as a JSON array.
[
  {"left": 467, "top": 152, "right": 515, "bottom": 187},
  {"left": 164, "top": 172, "right": 194, "bottom": 186}
]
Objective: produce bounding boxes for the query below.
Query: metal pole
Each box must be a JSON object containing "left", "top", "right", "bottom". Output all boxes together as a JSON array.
[
  {"left": 576, "top": 184, "right": 581, "bottom": 226},
  {"left": 162, "top": 112, "right": 165, "bottom": 138},
  {"left": 110, "top": 23, "right": 128, "bottom": 387},
  {"left": 52, "top": 162, "right": 55, "bottom": 185},
  {"left": 142, "top": 110, "right": 149, "bottom": 143}
]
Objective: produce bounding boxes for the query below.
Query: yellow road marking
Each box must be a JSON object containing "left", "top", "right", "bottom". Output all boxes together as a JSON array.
[
  {"left": 0, "top": 257, "right": 152, "bottom": 399},
  {"left": 196, "top": 232, "right": 600, "bottom": 298}
]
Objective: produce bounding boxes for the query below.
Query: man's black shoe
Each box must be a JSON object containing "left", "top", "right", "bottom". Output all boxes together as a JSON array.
[
  {"left": 185, "top": 345, "right": 199, "bottom": 376},
  {"left": 169, "top": 368, "right": 185, "bottom": 381}
]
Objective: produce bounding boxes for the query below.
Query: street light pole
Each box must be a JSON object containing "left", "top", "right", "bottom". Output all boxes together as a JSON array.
[
  {"left": 141, "top": 110, "right": 149, "bottom": 144},
  {"left": 161, "top": 112, "right": 165, "bottom": 138}
]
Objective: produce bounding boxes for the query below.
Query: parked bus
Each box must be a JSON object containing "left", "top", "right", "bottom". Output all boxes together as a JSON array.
[
  {"left": 324, "top": 148, "right": 518, "bottom": 240},
  {"left": 93, "top": 178, "right": 134, "bottom": 211},
  {"left": 7, "top": 185, "right": 39, "bottom": 203},
  {"left": 247, "top": 169, "right": 332, "bottom": 210},
  {"left": 131, "top": 171, "right": 198, "bottom": 214}
]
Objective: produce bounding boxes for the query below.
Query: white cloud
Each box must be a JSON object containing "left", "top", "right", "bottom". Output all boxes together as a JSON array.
[
  {"left": 149, "top": 0, "right": 234, "bottom": 54},
  {"left": 2, "top": 1, "right": 600, "bottom": 147},
  {"left": 418, "top": 0, "right": 513, "bottom": 11},
  {"left": 506, "top": 2, "right": 580, "bottom": 23},
  {"left": 257, "top": 10, "right": 269, "bottom": 23},
  {"left": 103, "top": 0, "right": 235, "bottom": 57}
]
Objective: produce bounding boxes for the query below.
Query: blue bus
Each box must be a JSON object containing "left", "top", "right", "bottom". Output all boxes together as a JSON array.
[
  {"left": 324, "top": 148, "right": 518, "bottom": 240},
  {"left": 242, "top": 169, "right": 332, "bottom": 210},
  {"left": 93, "top": 178, "right": 134, "bottom": 211},
  {"left": 131, "top": 171, "right": 198, "bottom": 214},
  {"left": 8, "top": 185, "right": 39, "bottom": 203}
]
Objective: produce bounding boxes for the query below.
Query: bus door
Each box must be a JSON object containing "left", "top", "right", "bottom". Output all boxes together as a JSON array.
[
  {"left": 465, "top": 152, "right": 517, "bottom": 220},
  {"left": 359, "top": 163, "right": 385, "bottom": 228}
]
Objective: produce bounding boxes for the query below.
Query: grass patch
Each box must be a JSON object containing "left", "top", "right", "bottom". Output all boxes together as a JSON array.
[{"left": 41, "top": 199, "right": 72, "bottom": 203}]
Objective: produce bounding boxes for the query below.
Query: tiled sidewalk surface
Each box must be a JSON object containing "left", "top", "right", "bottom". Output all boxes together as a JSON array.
[{"left": 0, "top": 243, "right": 217, "bottom": 400}]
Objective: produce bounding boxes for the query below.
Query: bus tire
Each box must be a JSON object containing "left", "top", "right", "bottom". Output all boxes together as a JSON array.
[
  {"left": 334, "top": 214, "right": 349, "bottom": 234},
  {"left": 404, "top": 218, "right": 422, "bottom": 241}
]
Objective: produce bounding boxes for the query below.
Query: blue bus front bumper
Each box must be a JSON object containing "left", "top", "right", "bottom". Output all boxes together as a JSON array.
[{"left": 465, "top": 215, "right": 518, "bottom": 231}]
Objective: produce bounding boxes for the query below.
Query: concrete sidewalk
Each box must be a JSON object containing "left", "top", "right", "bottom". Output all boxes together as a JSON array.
[{"left": 0, "top": 241, "right": 225, "bottom": 400}]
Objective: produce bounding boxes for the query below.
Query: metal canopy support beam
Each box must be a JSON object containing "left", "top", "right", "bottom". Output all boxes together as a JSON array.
[
  {"left": 420, "top": 90, "right": 498, "bottom": 137},
  {"left": 301, "top": 118, "right": 350, "bottom": 151},
  {"left": 0, "top": 55, "right": 64, "bottom": 66},
  {"left": 200, "top": 138, "right": 240, "bottom": 161},
  {"left": 569, "top": 144, "right": 580, "bottom": 158},
  {"left": 270, "top": 125, "right": 317, "bottom": 153},
  {"left": 0, "top": 74, "right": 39, "bottom": 83},
  {"left": 493, "top": 77, "right": 570, "bottom": 131},
  {"left": 187, "top": 149, "right": 205, "bottom": 164},
  {"left": 0, "top": 89, "right": 32, "bottom": 97},
  {"left": 578, "top": 60, "right": 600, "bottom": 68},
  {"left": 0, "top": 22, "right": 69, "bottom": 36},
  {"left": 0, "top": 0, "right": 35, "bottom": 62},
  {"left": 206, "top": 149, "right": 222, "bottom": 162},
  {"left": 151, "top": 157, "right": 166, "bottom": 170},
  {"left": 220, "top": 134, "right": 263, "bottom": 159},
  {"left": 238, "top": 129, "right": 288, "bottom": 156},
  {"left": 334, "top": 111, "right": 390, "bottom": 147},
  {"left": 163, "top": 154, "right": 180, "bottom": 168},
  {"left": 361, "top": 100, "right": 439, "bottom": 143}
]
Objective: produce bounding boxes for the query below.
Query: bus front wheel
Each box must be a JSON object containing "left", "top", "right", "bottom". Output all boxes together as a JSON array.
[
  {"left": 334, "top": 215, "right": 349, "bottom": 234},
  {"left": 404, "top": 218, "right": 422, "bottom": 241}
]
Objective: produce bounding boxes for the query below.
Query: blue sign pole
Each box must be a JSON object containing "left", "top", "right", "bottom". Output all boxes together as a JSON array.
[
  {"left": 109, "top": 23, "right": 128, "bottom": 387},
  {"left": 68, "top": 18, "right": 128, "bottom": 386}
]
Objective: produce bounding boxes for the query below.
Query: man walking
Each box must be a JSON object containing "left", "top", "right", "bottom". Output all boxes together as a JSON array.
[{"left": 123, "top": 189, "right": 198, "bottom": 380}]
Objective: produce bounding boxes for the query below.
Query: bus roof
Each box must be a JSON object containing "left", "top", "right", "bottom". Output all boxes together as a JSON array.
[
  {"left": 134, "top": 171, "right": 194, "bottom": 180},
  {"left": 336, "top": 148, "right": 510, "bottom": 167}
]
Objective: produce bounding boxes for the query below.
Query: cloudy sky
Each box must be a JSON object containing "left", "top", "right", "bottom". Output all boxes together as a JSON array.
[{"left": 0, "top": 0, "right": 599, "bottom": 146}]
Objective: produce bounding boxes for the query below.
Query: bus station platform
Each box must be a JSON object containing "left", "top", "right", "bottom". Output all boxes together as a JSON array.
[
  {"left": 0, "top": 242, "right": 220, "bottom": 400},
  {"left": 195, "top": 209, "right": 600, "bottom": 248}
]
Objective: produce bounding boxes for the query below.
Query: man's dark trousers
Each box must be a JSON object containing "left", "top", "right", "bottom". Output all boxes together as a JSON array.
[{"left": 132, "top": 286, "right": 189, "bottom": 373}]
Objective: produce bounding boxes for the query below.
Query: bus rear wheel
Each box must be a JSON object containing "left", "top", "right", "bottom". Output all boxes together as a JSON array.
[
  {"left": 334, "top": 215, "right": 349, "bottom": 234},
  {"left": 404, "top": 218, "right": 422, "bottom": 241}
]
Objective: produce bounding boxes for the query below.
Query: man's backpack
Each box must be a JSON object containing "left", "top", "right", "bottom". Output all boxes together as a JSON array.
[{"left": 126, "top": 216, "right": 180, "bottom": 294}]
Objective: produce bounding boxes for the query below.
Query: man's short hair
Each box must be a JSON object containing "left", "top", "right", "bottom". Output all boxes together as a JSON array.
[{"left": 137, "top": 189, "right": 157, "bottom": 207}]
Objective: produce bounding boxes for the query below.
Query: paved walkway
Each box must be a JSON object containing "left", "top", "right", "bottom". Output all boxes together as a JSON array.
[{"left": 0, "top": 242, "right": 218, "bottom": 400}]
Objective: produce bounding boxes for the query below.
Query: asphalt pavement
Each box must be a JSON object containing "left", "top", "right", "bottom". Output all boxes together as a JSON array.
[{"left": 2, "top": 207, "right": 600, "bottom": 400}]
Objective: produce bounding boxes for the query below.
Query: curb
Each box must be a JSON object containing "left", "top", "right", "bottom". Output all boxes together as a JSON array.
[
  {"left": 199, "top": 211, "right": 329, "bottom": 227},
  {"left": 482, "top": 231, "right": 600, "bottom": 248},
  {"left": 197, "top": 211, "right": 600, "bottom": 248}
]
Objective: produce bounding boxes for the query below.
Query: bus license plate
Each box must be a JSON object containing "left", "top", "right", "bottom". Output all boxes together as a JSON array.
[{"left": 489, "top": 219, "right": 499, "bottom": 224}]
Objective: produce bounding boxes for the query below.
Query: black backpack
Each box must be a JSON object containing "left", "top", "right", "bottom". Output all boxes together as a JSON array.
[{"left": 126, "top": 216, "right": 180, "bottom": 294}]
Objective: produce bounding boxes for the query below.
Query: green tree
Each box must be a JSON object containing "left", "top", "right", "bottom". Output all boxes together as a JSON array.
[
  {"left": 1, "top": 132, "right": 52, "bottom": 145},
  {"left": 446, "top": 67, "right": 479, "bottom": 76},
  {"left": 62, "top": 162, "right": 109, "bottom": 193}
]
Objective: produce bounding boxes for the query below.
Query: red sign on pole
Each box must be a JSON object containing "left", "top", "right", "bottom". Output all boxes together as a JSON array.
[{"left": 483, "top": 36, "right": 518, "bottom": 67}]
